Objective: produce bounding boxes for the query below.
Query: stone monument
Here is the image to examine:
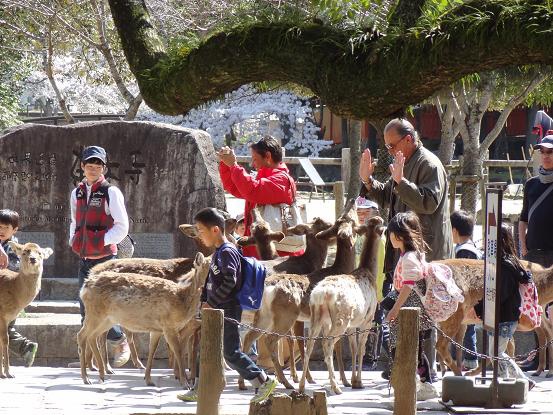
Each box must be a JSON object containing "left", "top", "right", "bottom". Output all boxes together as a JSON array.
[{"left": 0, "top": 121, "right": 225, "bottom": 277}]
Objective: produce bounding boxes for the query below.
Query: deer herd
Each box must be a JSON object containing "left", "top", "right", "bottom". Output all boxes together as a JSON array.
[{"left": 1, "top": 200, "right": 553, "bottom": 398}]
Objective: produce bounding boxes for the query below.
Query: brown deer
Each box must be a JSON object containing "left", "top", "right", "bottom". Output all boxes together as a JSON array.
[
  {"left": 240, "top": 199, "right": 359, "bottom": 389},
  {"left": 299, "top": 216, "right": 383, "bottom": 394},
  {"left": 0, "top": 242, "right": 53, "bottom": 378},
  {"left": 78, "top": 252, "right": 210, "bottom": 386},
  {"left": 433, "top": 258, "right": 551, "bottom": 376}
]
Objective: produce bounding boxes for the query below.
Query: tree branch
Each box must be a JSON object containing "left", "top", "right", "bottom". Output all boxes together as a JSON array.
[
  {"left": 107, "top": 0, "right": 553, "bottom": 118},
  {"left": 479, "top": 71, "right": 549, "bottom": 158}
]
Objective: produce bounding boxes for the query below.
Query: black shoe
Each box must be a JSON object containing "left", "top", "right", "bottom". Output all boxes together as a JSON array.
[
  {"left": 381, "top": 369, "right": 390, "bottom": 380},
  {"left": 520, "top": 358, "right": 539, "bottom": 372}
]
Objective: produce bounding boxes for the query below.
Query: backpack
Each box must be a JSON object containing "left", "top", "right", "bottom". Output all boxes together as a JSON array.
[
  {"left": 515, "top": 267, "right": 542, "bottom": 331},
  {"left": 454, "top": 241, "right": 483, "bottom": 260},
  {"left": 236, "top": 255, "right": 267, "bottom": 311},
  {"left": 104, "top": 183, "right": 135, "bottom": 258},
  {"left": 416, "top": 262, "right": 465, "bottom": 322}
]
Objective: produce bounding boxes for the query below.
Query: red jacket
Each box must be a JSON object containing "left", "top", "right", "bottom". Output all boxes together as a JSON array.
[
  {"left": 219, "top": 161, "right": 303, "bottom": 258},
  {"left": 71, "top": 177, "right": 117, "bottom": 259}
]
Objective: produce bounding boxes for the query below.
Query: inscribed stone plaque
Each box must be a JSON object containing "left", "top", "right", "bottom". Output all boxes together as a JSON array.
[
  {"left": 0, "top": 121, "right": 226, "bottom": 277},
  {"left": 16, "top": 231, "right": 56, "bottom": 266},
  {"left": 131, "top": 233, "right": 174, "bottom": 259}
]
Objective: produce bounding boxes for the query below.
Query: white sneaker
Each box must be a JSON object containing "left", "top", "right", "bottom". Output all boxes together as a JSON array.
[{"left": 108, "top": 335, "right": 130, "bottom": 368}]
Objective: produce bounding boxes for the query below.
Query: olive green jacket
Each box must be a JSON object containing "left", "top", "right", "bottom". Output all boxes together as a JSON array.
[{"left": 361, "top": 144, "right": 453, "bottom": 274}]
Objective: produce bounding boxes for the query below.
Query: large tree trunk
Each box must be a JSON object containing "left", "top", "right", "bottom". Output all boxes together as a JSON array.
[
  {"left": 107, "top": 0, "right": 553, "bottom": 119},
  {"left": 347, "top": 119, "right": 362, "bottom": 199}
]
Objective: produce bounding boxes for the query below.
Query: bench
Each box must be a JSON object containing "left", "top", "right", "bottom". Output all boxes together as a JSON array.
[{"left": 296, "top": 158, "right": 333, "bottom": 202}]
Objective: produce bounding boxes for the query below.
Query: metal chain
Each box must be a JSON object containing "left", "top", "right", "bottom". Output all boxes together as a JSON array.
[
  {"left": 420, "top": 312, "right": 553, "bottom": 362},
  {"left": 219, "top": 313, "right": 551, "bottom": 363},
  {"left": 223, "top": 316, "right": 379, "bottom": 342}
]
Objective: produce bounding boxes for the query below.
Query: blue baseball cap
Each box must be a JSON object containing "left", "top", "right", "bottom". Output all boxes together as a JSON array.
[
  {"left": 81, "top": 146, "right": 107, "bottom": 164},
  {"left": 534, "top": 135, "right": 553, "bottom": 150}
]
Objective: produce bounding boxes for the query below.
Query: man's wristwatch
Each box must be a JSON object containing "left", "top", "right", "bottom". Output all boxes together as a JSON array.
[{"left": 361, "top": 176, "right": 373, "bottom": 186}]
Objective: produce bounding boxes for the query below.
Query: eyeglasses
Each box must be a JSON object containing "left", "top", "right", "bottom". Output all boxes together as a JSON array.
[
  {"left": 540, "top": 148, "right": 553, "bottom": 155},
  {"left": 385, "top": 134, "right": 409, "bottom": 151}
]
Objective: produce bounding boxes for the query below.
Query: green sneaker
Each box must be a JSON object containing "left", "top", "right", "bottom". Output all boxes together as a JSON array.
[
  {"left": 23, "top": 343, "right": 38, "bottom": 367},
  {"left": 177, "top": 389, "right": 198, "bottom": 402},
  {"left": 251, "top": 377, "right": 278, "bottom": 404}
]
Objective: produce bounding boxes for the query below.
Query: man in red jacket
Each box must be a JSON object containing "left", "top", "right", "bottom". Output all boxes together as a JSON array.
[{"left": 218, "top": 136, "right": 303, "bottom": 258}]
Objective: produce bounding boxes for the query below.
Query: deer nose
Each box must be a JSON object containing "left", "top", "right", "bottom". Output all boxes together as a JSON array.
[{"left": 29, "top": 257, "right": 37, "bottom": 264}]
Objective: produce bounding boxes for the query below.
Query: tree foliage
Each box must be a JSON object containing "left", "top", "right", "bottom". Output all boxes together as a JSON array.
[{"left": 107, "top": 0, "right": 553, "bottom": 119}]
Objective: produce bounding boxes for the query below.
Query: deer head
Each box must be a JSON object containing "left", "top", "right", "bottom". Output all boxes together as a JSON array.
[{"left": 9, "top": 242, "right": 53, "bottom": 274}]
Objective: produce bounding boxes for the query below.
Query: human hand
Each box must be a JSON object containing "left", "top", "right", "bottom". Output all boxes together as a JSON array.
[
  {"left": 218, "top": 146, "right": 237, "bottom": 167},
  {"left": 386, "top": 307, "right": 399, "bottom": 323},
  {"left": 359, "top": 149, "right": 375, "bottom": 183},
  {"left": 389, "top": 151, "right": 405, "bottom": 184},
  {"left": 0, "top": 245, "right": 7, "bottom": 269}
]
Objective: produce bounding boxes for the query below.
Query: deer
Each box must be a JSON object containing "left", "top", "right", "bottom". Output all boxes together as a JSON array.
[
  {"left": 84, "top": 217, "right": 236, "bottom": 379},
  {"left": 299, "top": 216, "right": 383, "bottom": 395},
  {"left": 236, "top": 213, "right": 335, "bottom": 390},
  {"left": 240, "top": 199, "right": 359, "bottom": 389},
  {"left": 78, "top": 252, "right": 210, "bottom": 386},
  {"left": 431, "top": 258, "right": 552, "bottom": 377},
  {"left": 0, "top": 242, "right": 53, "bottom": 378}
]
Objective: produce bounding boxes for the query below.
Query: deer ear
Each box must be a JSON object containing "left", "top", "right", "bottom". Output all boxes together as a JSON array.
[
  {"left": 8, "top": 241, "right": 23, "bottom": 256},
  {"left": 269, "top": 232, "right": 285, "bottom": 242},
  {"left": 237, "top": 236, "right": 256, "bottom": 247},
  {"left": 225, "top": 218, "right": 238, "bottom": 233},
  {"left": 194, "top": 252, "right": 205, "bottom": 268},
  {"left": 315, "top": 225, "right": 337, "bottom": 240},
  {"left": 179, "top": 224, "right": 198, "bottom": 237},
  {"left": 41, "top": 247, "right": 53, "bottom": 259},
  {"left": 287, "top": 224, "right": 310, "bottom": 235}
]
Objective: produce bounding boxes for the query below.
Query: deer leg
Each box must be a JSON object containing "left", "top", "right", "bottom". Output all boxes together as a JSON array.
[
  {"left": 352, "top": 328, "right": 371, "bottom": 389},
  {"left": 541, "top": 317, "right": 553, "bottom": 378},
  {"left": 323, "top": 320, "right": 349, "bottom": 395},
  {"left": 290, "top": 321, "right": 304, "bottom": 383},
  {"left": 99, "top": 332, "right": 114, "bottom": 375},
  {"left": 164, "top": 330, "right": 189, "bottom": 388},
  {"left": 533, "top": 325, "right": 547, "bottom": 377},
  {"left": 335, "top": 338, "right": 351, "bottom": 387},
  {"left": 126, "top": 330, "right": 145, "bottom": 370},
  {"left": 286, "top": 334, "right": 298, "bottom": 383},
  {"left": 299, "top": 313, "right": 322, "bottom": 393},
  {"left": 454, "top": 324, "right": 467, "bottom": 373},
  {"left": 0, "top": 319, "right": 10, "bottom": 378},
  {"left": 295, "top": 322, "right": 314, "bottom": 384},
  {"left": 77, "top": 323, "right": 91, "bottom": 384},
  {"left": 268, "top": 317, "right": 297, "bottom": 389},
  {"left": 435, "top": 310, "right": 464, "bottom": 376},
  {"left": 144, "top": 332, "right": 162, "bottom": 386}
]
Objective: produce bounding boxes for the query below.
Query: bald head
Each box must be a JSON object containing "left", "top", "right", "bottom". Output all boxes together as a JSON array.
[
  {"left": 383, "top": 118, "right": 419, "bottom": 159},
  {"left": 384, "top": 118, "right": 418, "bottom": 141}
]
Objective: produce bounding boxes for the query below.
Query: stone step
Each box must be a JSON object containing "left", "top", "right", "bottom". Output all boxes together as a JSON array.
[
  {"left": 11, "top": 313, "right": 169, "bottom": 368},
  {"left": 39, "top": 278, "right": 79, "bottom": 301},
  {"left": 25, "top": 300, "right": 80, "bottom": 314}
]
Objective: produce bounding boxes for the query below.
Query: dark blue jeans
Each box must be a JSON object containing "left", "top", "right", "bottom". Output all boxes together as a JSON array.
[
  {"left": 78, "top": 255, "right": 122, "bottom": 341},
  {"left": 196, "top": 303, "right": 264, "bottom": 384}
]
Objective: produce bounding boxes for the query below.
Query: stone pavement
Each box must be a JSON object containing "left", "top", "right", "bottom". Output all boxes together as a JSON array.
[{"left": 1, "top": 367, "right": 553, "bottom": 415}]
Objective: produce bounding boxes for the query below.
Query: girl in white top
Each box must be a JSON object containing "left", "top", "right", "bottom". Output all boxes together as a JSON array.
[{"left": 384, "top": 211, "right": 434, "bottom": 383}]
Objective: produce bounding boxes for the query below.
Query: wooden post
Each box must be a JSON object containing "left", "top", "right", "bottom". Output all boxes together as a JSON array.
[
  {"left": 448, "top": 174, "right": 456, "bottom": 214},
  {"left": 341, "top": 147, "right": 351, "bottom": 192},
  {"left": 391, "top": 307, "right": 420, "bottom": 415},
  {"left": 506, "top": 154, "right": 514, "bottom": 184},
  {"left": 480, "top": 170, "right": 488, "bottom": 243},
  {"left": 197, "top": 308, "right": 225, "bottom": 415},
  {"left": 313, "top": 390, "right": 328, "bottom": 415},
  {"left": 333, "top": 181, "right": 345, "bottom": 220}
]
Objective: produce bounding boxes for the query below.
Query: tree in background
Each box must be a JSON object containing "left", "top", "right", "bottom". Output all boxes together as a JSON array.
[
  {"left": 138, "top": 84, "right": 329, "bottom": 156},
  {"left": 434, "top": 67, "right": 550, "bottom": 214}
]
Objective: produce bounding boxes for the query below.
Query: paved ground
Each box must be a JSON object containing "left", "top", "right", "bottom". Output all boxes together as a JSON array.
[{"left": 1, "top": 367, "right": 552, "bottom": 414}]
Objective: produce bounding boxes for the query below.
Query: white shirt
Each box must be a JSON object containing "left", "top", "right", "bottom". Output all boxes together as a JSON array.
[{"left": 69, "top": 183, "right": 129, "bottom": 246}]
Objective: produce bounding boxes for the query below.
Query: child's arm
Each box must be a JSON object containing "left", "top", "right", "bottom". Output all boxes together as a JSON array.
[
  {"left": 386, "top": 284, "right": 413, "bottom": 322},
  {"left": 207, "top": 248, "right": 240, "bottom": 307}
]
